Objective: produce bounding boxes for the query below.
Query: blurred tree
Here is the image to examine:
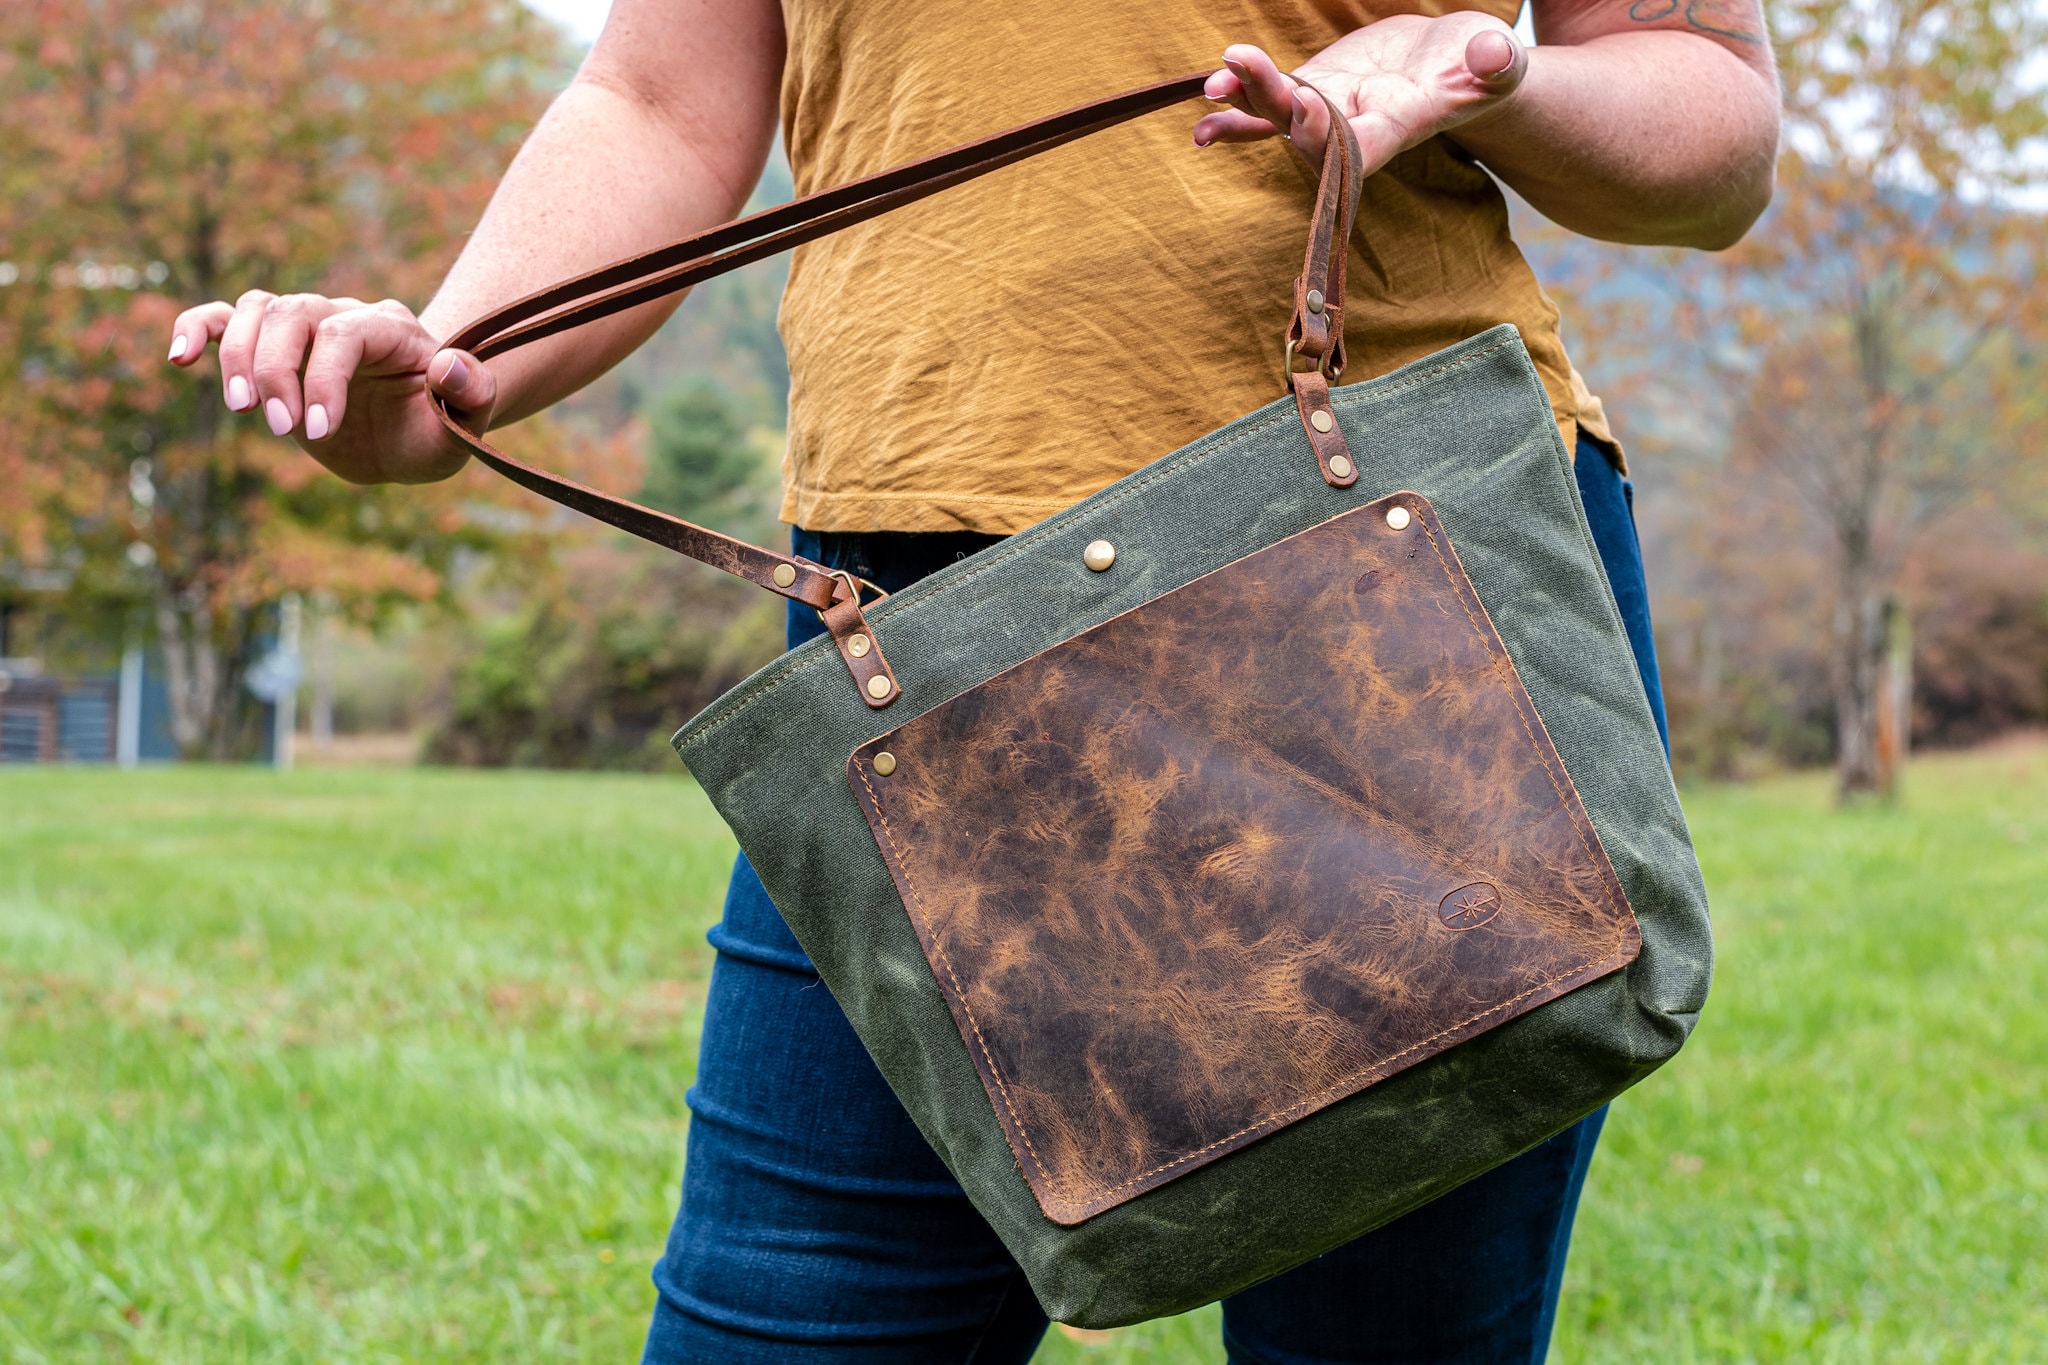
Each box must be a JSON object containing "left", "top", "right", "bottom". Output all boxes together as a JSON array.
[
  {"left": 1908, "top": 536, "right": 2048, "bottom": 746},
  {"left": 640, "top": 381, "right": 761, "bottom": 525},
  {"left": 0, "top": 0, "right": 578, "bottom": 757},
  {"left": 423, "top": 537, "right": 784, "bottom": 770},
  {"left": 425, "top": 351, "right": 789, "bottom": 772},
  {"left": 1538, "top": 0, "right": 2048, "bottom": 796},
  {"left": 1735, "top": 0, "right": 2048, "bottom": 797}
]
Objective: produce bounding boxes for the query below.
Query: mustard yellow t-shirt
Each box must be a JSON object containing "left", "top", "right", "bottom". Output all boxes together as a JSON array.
[{"left": 776, "top": 0, "right": 1615, "bottom": 534}]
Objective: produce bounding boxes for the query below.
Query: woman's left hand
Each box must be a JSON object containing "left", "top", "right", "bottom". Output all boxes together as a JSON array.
[{"left": 1195, "top": 22, "right": 1528, "bottom": 174}]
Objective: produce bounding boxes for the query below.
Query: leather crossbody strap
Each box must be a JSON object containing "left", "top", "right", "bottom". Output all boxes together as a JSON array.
[{"left": 434, "top": 74, "right": 1364, "bottom": 706}]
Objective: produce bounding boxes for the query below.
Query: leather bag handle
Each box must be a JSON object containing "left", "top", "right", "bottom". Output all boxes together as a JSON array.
[{"left": 434, "top": 73, "right": 1364, "bottom": 704}]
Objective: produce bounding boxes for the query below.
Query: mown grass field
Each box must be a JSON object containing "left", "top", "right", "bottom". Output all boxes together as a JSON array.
[{"left": 1, "top": 743, "right": 2042, "bottom": 1362}]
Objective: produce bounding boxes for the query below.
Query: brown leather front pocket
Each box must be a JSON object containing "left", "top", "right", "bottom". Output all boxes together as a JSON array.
[{"left": 847, "top": 493, "right": 1639, "bottom": 1225}]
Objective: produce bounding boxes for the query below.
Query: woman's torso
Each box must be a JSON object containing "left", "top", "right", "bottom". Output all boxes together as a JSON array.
[{"left": 776, "top": 0, "right": 1612, "bottom": 534}]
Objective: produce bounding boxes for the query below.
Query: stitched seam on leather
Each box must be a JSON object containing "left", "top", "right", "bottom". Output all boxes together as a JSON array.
[
  {"left": 676, "top": 333, "right": 1522, "bottom": 751},
  {"left": 1414, "top": 513, "right": 1634, "bottom": 931},
  {"left": 851, "top": 757, "right": 1062, "bottom": 1198},
  {"left": 853, "top": 508, "right": 1633, "bottom": 1212},
  {"left": 1053, "top": 948, "right": 1634, "bottom": 1209}
]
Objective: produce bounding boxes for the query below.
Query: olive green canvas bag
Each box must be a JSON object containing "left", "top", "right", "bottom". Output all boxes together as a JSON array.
[{"left": 435, "top": 74, "right": 1711, "bottom": 1327}]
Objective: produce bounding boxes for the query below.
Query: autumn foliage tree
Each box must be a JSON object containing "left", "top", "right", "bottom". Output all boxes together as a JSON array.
[
  {"left": 1728, "top": 0, "right": 2048, "bottom": 796},
  {"left": 1539, "top": 0, "right": 2048, "bottom": 795},
  {"left": 0, "top": 0, "right": 577, "bottom": 756}
]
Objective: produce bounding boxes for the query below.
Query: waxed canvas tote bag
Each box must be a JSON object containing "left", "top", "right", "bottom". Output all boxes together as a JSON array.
[{"left": 434, "top": 74, "right": 1712, "bottom": 1328}]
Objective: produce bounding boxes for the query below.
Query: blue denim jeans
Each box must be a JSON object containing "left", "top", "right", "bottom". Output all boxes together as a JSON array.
[{"left": 643, "top": 441, "right": 1668, "bottom": 1363}]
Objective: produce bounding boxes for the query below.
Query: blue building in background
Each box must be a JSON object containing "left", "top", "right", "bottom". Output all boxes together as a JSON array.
[
  {"left": 2, "top": 590, "right": 306, "bottom": 768},
  {"left": 0, "top": 646, "right": 180, "bottom": 765}
]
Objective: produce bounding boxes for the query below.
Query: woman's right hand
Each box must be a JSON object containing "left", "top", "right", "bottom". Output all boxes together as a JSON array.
[{"left": 168, "top": 293, "right": 496, "bottom": 484}]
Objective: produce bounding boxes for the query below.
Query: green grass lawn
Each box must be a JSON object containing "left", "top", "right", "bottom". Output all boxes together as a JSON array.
[{"left": 1, "top": 744, "right": 2042, "bottom": 1362}]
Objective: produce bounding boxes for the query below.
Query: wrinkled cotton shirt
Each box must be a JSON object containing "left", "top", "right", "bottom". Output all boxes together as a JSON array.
[{"left": 776, "top": 0, "right": 1618, "bottom": 533}]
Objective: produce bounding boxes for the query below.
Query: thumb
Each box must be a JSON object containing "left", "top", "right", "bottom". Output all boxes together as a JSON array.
[
  {"left": 1464, "top": 28, "right": 1526, "bottom": 92},
  {"left": 427, "top": 348, "right": 497, "bottom": 420}
]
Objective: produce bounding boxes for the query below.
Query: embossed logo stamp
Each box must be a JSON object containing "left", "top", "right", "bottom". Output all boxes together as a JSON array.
[{"left": 1438, "top": 882, "right": 1503, "bottom": 931}]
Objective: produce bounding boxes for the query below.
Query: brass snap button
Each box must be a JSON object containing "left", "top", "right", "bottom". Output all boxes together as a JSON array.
[
  {"left": 1083, "top": 540, "right": 1116, "bottom": 572},
  {"left": 1307, "top": 288, "right": 1325, "bottom": 314},
  {"left": 847, "top": 633, "right": 872, "bottom": 658},
  {"left": 1329, "top": 455, "right": 1354, "bottom": 480},
  {"left": 1309, "top": 409, "right": 1334, "bottom": 434},
  {"left": 872, "top": 751, "right": 897, "bottom": 776},
  {"left": 771, "top": 563, "right": 797, "bottom": 588},
  {"left": 865, "top": 674, "right": 893, "bottom": 700},
  {"left": 1386, "top": 505, "right": 1412, "bottom": 531}
]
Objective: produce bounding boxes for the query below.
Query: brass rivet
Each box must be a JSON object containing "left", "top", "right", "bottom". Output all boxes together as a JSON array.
[
  {"left": 847, "top": 633, "right": 871, "bottom": 658},
  {"left": 1083, "top": 539, "right": 1116, "bottom": 572},
  {"left": 873, "top": 751, "right": 897, "bottom": 776},
  {"left": 771, "top": 563, "right": 797, "bottom": 588},
  {"left": 866, "top": 674, "right": 892, "bottom": 700},
  {"left": 1387, "top": 505, "right": 1412, "bottom": 531},
  {"left": 1309, "top": 409, "right": 1334, "bottom": 434},
  {"left": 1329, "top": 454, "right": 1354, "bottom": 480},
  {"left": 1307, "top": 288, "right": 1325, "bottom": 314}
]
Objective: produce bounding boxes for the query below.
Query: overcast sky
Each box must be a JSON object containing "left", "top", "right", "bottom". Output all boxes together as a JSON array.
[{"left": 526, "top": 0, "right": 610, "bottom": 44}]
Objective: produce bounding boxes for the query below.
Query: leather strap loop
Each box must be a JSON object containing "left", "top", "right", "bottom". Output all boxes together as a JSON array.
[
  {"left": 1284, "top": 83, "right": 1363, "bottom": 379},
  {"left": 821, "top": 579, "right": 902, "bottom": 708},
  {"left": 1277, "top": 83, "right": 1366, "bottom": 489}
]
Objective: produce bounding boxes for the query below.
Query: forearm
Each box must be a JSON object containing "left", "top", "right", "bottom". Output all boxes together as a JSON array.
[
  {"left": 1450, "top": 21, "right": 1779, "bottom": 249},
  {"left": 165, "top": 0, "right": 781, "bottom": 483},
  {"left": 420, "top": 1, "right": 782, "bottom": 426}
]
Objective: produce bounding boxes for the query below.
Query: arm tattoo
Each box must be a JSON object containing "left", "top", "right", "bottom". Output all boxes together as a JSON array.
[{"left": 1627, "top": 0, "right": 1765, "bottom": 43}]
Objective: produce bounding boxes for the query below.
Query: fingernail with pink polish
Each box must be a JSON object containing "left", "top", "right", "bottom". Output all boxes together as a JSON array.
[
  {"left": 305, "top": 404, "right": 330, "bottom": 441},
  {"left": 168, "top": 334, "right": 189, "bottom": 361},
  {"left": 265, "top": 397, "right": 292, "bottom": 436},
  {"left": 227, "top": 375, "right": 252, "bottom": 410}
]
